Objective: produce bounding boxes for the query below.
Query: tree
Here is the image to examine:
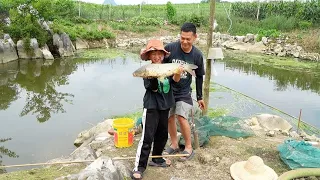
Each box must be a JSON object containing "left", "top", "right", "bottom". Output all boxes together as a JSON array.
[{"left": 0, "top": 138, "right": 19, "bottom": 174}]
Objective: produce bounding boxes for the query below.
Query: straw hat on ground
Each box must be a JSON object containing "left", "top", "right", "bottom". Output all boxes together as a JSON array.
[
  {"left": 230, "top": 156, "right": 278, "bottom": 180},
  {"left": 140, "top": 39, "right": 170, "bottom": 61}
]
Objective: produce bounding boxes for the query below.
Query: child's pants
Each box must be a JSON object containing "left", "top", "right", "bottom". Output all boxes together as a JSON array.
[{"left": 133, "top": 108, "right": 170, "bottom": 173}]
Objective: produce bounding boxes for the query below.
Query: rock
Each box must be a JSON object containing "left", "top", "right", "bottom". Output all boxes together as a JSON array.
[
  {"left": 261, "top": 37, "right": 268, "bottom": 45},
  {"left": 304, "top": 134, "right": 318, "bottom": 141},
  {"left": 281, "top": 130, "right": 290, "bottom": 136},
  {"left": 74, "top": 119, "right": 113, "bottom": 147},
  {"left": 299, "top": 52, "right": 320, "bottom": 61},
  {"left": 255, "top": 114, "right": 292, "bottom": 132},
  {"left": 244, "top": 33, "right": 255, "bottom": 43},
  {"left": 222, "top": 41, "right": 266, "bottom": 53},
  {"left": 41, "top": 44, "right": 54, "bottom": 60},
  {"left": 0, "top": 34, "right": 19, "bottom": 63},
  {"left": 216, "top": 157, "right": 220, "bottom": 162},
  {"left": 221, "top": 34, "right": 232, "bottom": 41},
  {"left": 213, "top": 32, "right": 221, "bottom": 40},
  {"left": 266, "top": 130, "right": 275, "bottom": 137},
  {"left": 274, "top": 44, "right": 283, "bottom": 55},
  {"left": 17, "top": 38, "right": 43, "bottom": 59},
  {"left": 53, "top": 33, "right": 75, "bottom": 57},
  {"left": 277, "top": 51, "right": 287, "bottom": 57},
  {"left": 71, "top": 146, "right": 97, "bottom": 161},
  {"left": 113, "top": 161, "right": 131, "bottom": 179},
  {"left": 75, "top": 38, "right": 89, "bottom": 49},
  {"left": 89, "top": 137, "right": 113, "bottom": 151},
  {"left": 289, "top": 131, "right": 300, "bottom": 138},
  {"left": 235, "top": 36, "right": 245, "bottom": 42}
]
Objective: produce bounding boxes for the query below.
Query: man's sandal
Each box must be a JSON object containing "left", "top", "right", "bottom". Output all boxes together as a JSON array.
[
  {"left": 163, "top": 147, "right": 180, "bottom": 155},
  {"left": 178, "top": 150, "right": 195, "bottom": 162}
]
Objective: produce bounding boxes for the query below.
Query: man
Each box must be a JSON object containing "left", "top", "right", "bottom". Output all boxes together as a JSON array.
[{"left": 163, "top": 22, "right": 205, "bottom": 161}]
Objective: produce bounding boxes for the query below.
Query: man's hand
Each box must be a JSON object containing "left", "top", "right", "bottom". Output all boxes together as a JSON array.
[
  {"left": 174, "top": 65, "right": 184, "bottom": 75},
  {"left": 197, "top": 99, "right": 205, "bottom": 110}
]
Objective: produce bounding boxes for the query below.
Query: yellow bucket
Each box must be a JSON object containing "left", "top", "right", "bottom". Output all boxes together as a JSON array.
[{"left": 112, "top": 118, "right": 134, "bottom": 148}]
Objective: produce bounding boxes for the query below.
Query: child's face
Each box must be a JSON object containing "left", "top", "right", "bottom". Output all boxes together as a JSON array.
[{"left": 148, "top": 50, "right": 164, "bottom": 64}]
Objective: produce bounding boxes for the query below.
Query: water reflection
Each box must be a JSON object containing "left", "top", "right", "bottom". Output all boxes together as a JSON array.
[
  {"left": 0, "top": 138, "right": 19, "bottom": 174},
  {"left": 0, "top": 59, "right": 76, "bottom": 122},
  {"left": 224, "top": 61, "right": 320, "bottom": 94}
]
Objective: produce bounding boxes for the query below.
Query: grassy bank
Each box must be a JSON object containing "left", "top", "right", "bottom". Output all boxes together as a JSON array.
[{"left": 1, "top": 1, "right": 319, "bottom": 53}]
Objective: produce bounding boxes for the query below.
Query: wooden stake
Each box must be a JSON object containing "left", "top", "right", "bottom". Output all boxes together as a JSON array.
[
  {"left": 191, "top": 109, "right": 200, "bottom": 150},
  {"left": 0, "top": 154, "right": 189, "bottom": 168},
  {"left": 203, "top": 0, "right": 216, "bottom": 115},
  {"left": 297, "top": 109, "right": 302, "bottom": 133}
]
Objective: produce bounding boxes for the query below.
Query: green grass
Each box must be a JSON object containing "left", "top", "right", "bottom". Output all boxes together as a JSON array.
[{"left": 0, "top": 164, "right": 85, "bottom": 180}]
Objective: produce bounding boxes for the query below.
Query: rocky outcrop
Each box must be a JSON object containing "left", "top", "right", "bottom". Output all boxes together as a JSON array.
[
  {"left": 75, "top": 38, "right": 90, "bottom": 49},
  {"left": 41, "top": 44, "right": 54, "bottom": 60},
  {"left": 0, "top": 34, "right": 19, "bottom": 63},
  {"left": 53, "top": 33, "right": 75, "bottom": 57},
  {"left": 17, "top": 38, "right": 43, "bottom": 59}
]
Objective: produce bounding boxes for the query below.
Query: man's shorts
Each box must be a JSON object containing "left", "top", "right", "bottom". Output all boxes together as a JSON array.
[{"left": 169, "top": 101, "right": 193, "bottom": 120}]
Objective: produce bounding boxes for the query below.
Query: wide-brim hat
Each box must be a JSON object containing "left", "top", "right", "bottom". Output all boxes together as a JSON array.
[
  {"left": 230, "top": 156, "right": 278, "bottom": 180},
  {"left": 140, "top": 39, "right": 170, "bottom": 61}
]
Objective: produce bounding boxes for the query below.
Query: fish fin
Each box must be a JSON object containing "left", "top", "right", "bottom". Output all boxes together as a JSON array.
[
  {"left": 158, "top": 76, "right": 165, "bottom": 83},
  {"left": 183, "top": 64, "right": 198, "bottom": 77}
]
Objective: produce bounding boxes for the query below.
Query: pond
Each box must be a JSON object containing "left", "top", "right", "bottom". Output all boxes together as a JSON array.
[{"left": 0, "top": 49, "right": 319, "bottom": 172}]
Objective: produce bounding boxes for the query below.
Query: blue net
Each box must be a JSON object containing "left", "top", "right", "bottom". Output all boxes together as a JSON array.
[{"left": 278, "top": 139, "right": 320, "bottom": 169}]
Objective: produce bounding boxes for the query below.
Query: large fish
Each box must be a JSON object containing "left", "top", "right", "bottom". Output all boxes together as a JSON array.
[{"left": 132, "top": 63, "right": 198, "bottom": 82}]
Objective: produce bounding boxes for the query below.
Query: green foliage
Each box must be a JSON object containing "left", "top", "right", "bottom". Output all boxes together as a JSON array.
[
  {"left": 298, "top": 21, "right": 312, "bottom": 30},
  {"left": 189, "top": 13, "right": 206, "bottom": 27},
  {"left": 166, "top": 1, "right": 176, "bottom": 22},
  {"left": 7, "top": 3, "right": 48, "bottom": 47},
  {"left": 257, "top": 29, "right": 281, "bottom": 41},
  {"left": 129, "top": 16, "right": 163, "bottom": 26},
  {"left": 260, "top": 15, "right": 297, "bottom": 31},
  {"left": 52, "top": 0, "right": 76, "bottom": 19},
  {"left": 51, "top": 19, "right": 115, "bottom": 41},
  {"left": 232, "top": 1, "right": 320, "bottom": 24}
]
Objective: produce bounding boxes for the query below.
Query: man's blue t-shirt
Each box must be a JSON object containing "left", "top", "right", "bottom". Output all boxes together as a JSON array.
[{"left": 163, "top": 41, "right": 205, "bottom": 105}]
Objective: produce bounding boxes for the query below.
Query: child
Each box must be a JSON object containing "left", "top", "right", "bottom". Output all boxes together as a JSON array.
[{"left": 132, "top": 39, "right": 183, "bottom": 180}]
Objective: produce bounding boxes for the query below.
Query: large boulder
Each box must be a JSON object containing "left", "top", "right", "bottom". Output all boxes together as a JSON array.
[
  {"left": 74, "top": 119, "right": 114, "bottom": 147},
  {"left": 17, "top": 38, "right": 43, "bottom": 59},
  {"left": 55, "top": 157, "right": 127, "bottom": 180},
  {"left": 255, "top": 114, "right": 293, "bottom": 132},
  {"left": 222, "top": 41, "right": 266, "bottom": 53},
  {"left": 53, "top": 33, "right": 75, "bottom": 57},
  {"left": 41, "top": 44, "right": 54, "bottom": 60},
  {"left": 0, "top": 34, "right": 19, "bottom": 63}
]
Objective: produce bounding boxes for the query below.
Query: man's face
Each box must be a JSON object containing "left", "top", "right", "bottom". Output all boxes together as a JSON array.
[
  {"left": 148, "top": 50, "right": 164, "bottom": 64},
  {"left": 180, "top": 31, "right": 197, "bottom": 52}
]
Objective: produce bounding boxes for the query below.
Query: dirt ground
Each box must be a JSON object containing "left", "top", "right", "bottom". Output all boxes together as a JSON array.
[{"left": 98, "top": 132, "right": 291, "bottom": 180}]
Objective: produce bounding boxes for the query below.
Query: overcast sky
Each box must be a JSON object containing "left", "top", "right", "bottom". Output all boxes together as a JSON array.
[{"left": 79, "top": 0, "right": 202, "bottom": 5}]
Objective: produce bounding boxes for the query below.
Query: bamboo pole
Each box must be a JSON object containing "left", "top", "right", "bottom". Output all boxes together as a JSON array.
[
  {"left": 203, "top": 0, "right": 216, "bottom": 115},
  {"left": 0, "top": 154, "right": 189, "bottom": 168}
]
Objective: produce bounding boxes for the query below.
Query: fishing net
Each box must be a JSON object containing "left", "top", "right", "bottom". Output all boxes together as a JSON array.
[
  {"left": 178, "top": 111, "right": 255, "bottom": 147},
  {"left": 278, "top": 139, "right": 320, "bottom": 169}
]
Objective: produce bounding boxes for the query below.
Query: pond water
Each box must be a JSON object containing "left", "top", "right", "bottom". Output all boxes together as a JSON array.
[{"left": 0, "top": 50, "right": 319, "bottom": 172}]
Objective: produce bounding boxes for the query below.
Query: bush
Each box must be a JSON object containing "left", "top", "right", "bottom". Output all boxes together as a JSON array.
[
  {"left": 166, "top": 1, "right": 176, "bottom": 22},
  {"left": 260, "top": 15, "right": 297, "bottom": 31},
  {"left": 257, "top": 29, "right": 281, "bottom": 41},
  {"left": 129, "top": 16, "right": 163, "bottom": 26},
  {"left": 298, "top": 21, "right": 312, "bottom": 30}
]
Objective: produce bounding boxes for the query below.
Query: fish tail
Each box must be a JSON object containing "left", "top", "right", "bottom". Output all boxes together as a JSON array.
[{"left": 183, "top": 64, "right": 198, "bottom": 77}]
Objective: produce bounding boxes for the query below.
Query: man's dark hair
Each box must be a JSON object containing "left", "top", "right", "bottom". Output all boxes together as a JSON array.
[{"left": 180, "top": 22, "right": 197, "bottom": 34}]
